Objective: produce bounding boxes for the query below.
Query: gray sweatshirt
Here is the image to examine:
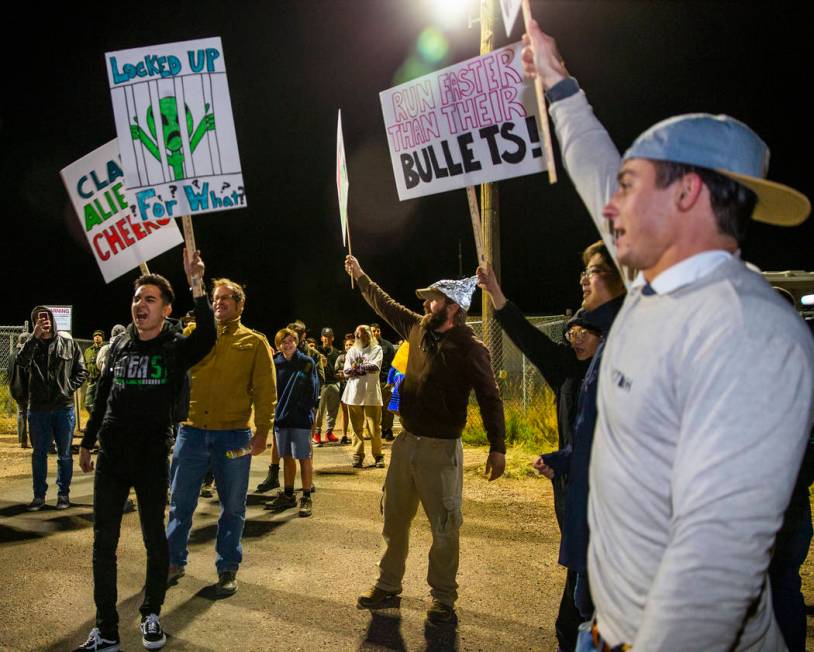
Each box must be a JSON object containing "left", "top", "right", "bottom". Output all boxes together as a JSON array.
[{"left": 550, "top": 85, "right": 814, "bottom": 650}]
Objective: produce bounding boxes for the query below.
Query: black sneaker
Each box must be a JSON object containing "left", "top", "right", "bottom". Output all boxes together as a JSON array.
[
  {"left": 351, "top": 458, "right": 364, "bottom": 469},
  {"left": 56, "top": 495, "right": 70, "bottom": 510},
  {"left": 357, "top": 586, "right": 400, "bottom": 610},
  {"left": 299, "top": 495, "right": 312, "bottom": 517},
  {"left": 264, "top": 492, "right": 297, "bottom": 512},
  {"left": 256, "top": 468, "right": 280, "bottom": 493},
  {"left": 374, "top": 456, "right": 385, "bottom": 468},
  {"left": 426, "top": 599, "right": 457, "bottom": 624},
  {"left": 73, "top": 627, "right": 120, "bottom": 651},
  {"left": 216, "top": 570, "right": 238, "bottom": 596},
  {"left": 140, "top": 613, "right": 166, "bottom": 649},
  {"left": 27, "top": 497, "right": 45, "bottom": 512}
]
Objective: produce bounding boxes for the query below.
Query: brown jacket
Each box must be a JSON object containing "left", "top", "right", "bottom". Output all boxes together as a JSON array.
[{"left": 358, "top": 275, "right": 505, "bottom": 453}]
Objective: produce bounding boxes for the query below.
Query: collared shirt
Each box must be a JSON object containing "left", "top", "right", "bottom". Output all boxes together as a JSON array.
[
  {"left": 589, "top": 254, "right": 813, "bottom": 650},
  {"left": 631, "top": 250, "right": 732, "bottom": 295}
]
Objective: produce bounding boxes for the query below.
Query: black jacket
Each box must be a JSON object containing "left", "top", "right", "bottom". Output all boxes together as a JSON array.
[
  {"left": 494, "top": 300, "right": 588, "bottom": 527},
  {"left": 17, "top": 310, "right": 88, "bottom": 410},
  {"left": 82, "top": 296, "right": 216, "bottom": 450}
]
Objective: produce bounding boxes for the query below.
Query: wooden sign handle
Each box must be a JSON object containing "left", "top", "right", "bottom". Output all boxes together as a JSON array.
[
  {"left": 466, "top": 186, "right": 487, "bottom": 265},
  {"left": 181, "top": 215, "right": 204, "bottom": 294},
  {"left": 521, "top": 0, "right": 558, "bottom": 184},
  {"left": 182, "top": 215, "right": 197, "bottom": 252},
  {"left": 346, "top": 220, "right": 355, "bottom": 290}
]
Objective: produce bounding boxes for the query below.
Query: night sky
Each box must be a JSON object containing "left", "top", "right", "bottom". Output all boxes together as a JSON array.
[{"left": 2, "top": 1, "right": 811, "bottom": 342}]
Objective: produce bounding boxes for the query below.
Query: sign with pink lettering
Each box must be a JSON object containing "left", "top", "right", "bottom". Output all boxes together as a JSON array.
[
  {"left": 60, "top": 140, "right": 183, "bottom": 283},
  {"left": 380, "top": 42, "right": 546, "bottom": 201}
]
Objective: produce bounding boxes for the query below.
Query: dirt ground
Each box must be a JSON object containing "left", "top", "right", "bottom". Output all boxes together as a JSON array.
[{"left": 0, "top": 419, "right": 812, "bottom": 651}]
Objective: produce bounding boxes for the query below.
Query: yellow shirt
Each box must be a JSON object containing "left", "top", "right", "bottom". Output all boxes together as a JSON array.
[{"left": 186, "top": 317, "right": 276, "bottom": 437}]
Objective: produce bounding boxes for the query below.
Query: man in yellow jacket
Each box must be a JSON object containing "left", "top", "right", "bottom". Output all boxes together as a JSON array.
[{"left": 166, "top": 278, "right": 276, "bottom": 596}]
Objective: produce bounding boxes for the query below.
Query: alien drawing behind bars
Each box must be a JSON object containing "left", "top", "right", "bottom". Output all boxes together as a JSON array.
[{"left": 130, "top": 97, "right": 215, "bottom": 180}]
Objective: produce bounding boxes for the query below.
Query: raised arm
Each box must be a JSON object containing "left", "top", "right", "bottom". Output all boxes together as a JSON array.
[
  {"left": 175, "top": 248, "right": 216, "bottom": 369},
  {"left": 344, "top": 255, "right": 421, "bottom": 340},
  {"left": 477, "top": 263, "right": 581, "bottom": 388},
  {"left": 521, "top": 19, "right": 630, "bottom": 285}
]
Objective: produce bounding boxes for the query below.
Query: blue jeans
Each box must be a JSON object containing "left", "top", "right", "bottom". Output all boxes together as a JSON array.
[
  {"left": 166, "top": 425, "right": 252, "bottom": 573},
  {"left": 575, "top": 624, "right": 599, "bottom": 652},
  {"left": 575, "top": 621, "right": 627, "bottom": 652},
  {"left": 28, "top": 406, "right": 75, "bottom": 498}
]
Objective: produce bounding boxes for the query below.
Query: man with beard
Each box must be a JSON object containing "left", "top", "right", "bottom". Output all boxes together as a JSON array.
[
  {"left": 342, "top": 324, "right": 383, "bottom": 467},
  {"left": 344, "top": 255, "right": 505, "bottom": 625},
  {"left": 75, "top": 250, "right": 215, "bottom": 652}
]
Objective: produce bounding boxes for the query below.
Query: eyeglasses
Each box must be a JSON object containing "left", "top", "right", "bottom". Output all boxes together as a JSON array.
[
  {"left": 565, "top": 326, "right": 596, "bottom": 343},
  {"left": 580, "top": 265, "right": 609, "bottom": 282}
]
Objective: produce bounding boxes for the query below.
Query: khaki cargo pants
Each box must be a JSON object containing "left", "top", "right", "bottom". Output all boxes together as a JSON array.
[{"left": 375, "top": 430, "right": 463, "bottom": 606}]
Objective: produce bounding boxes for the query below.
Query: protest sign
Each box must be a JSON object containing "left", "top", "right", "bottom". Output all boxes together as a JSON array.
[
  {"left": 61, "top": 140, "right": 183, "bottom": 283},
  {"left": 380, "top": 42, "right": 547, "bottom": 201},
  {"left": 336, "top": 110, "right": 350, "bottom": 247},
  {"left": 105, "top": 37, "right": 245, "bottom": 220},
  {"left": 499, "top": 0, "right": 522, "bottom": 38}
]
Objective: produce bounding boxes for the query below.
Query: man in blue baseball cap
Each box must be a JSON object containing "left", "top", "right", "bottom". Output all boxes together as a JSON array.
[{"left": 521, "top": 19, "right": 814, "bottom": 652}]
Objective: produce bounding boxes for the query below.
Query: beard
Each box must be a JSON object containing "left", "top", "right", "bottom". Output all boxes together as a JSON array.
[{"left": 420, "top": 307, "right": 447, "bottom": 331}]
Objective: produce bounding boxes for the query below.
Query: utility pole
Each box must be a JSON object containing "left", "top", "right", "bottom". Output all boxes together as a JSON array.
[{"left": 480, "top": 0, "right": 501, "bottom": 370}]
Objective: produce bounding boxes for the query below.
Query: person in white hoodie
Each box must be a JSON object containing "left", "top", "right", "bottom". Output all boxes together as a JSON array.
[{"left": 342, "top": 324, "right": 384, "bottom": 468}]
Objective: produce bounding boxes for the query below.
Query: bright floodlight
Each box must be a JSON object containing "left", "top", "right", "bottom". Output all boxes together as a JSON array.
[
  {"left": 802, "top": 294, "right": 814, "bottom": 306},
  {"left": 423, "top": 0, "right": 471, "bottom": 31}
]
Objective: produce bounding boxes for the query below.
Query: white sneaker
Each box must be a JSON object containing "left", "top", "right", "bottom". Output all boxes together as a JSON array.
[
  {"left": 73, "top": 628, "right": 120, "bottom": 651},
  {"left": 140, "top": 613, "right": 166, "bottom": 650}
]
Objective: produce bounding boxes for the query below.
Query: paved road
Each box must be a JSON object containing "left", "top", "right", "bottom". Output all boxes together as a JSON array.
[{"left": 0, "top": 441, "right": 562, "bottom": 651}]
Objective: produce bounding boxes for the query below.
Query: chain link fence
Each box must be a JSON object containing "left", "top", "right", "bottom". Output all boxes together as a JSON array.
[
  {"left": 468, "top": 313, "right": 569, "bottom": 407},
  {"left": 1, "top": 325, "right": 26, "bottom": 416}
]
